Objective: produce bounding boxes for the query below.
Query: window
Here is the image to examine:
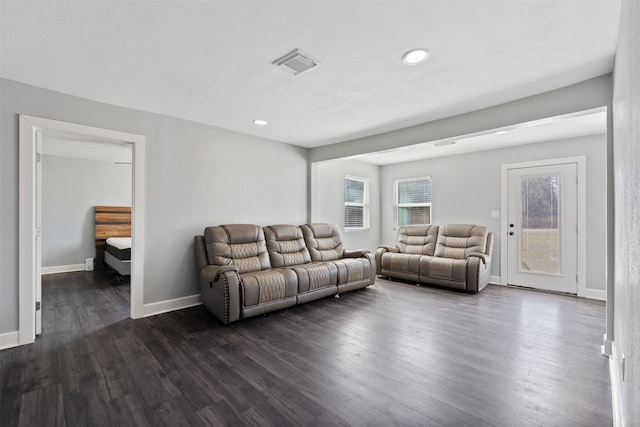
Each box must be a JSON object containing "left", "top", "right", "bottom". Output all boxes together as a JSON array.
[
  {"left": 394, "top": 176, "right": 432, "bottom": 227},
  {"left": 344, "top": 176, "right": 369, "bottom": 229}
]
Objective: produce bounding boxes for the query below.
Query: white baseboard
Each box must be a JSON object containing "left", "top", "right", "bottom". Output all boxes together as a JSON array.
[
  {"left": 609, "top": 341, "right": 625, "bottom": 427},
  {"left": 42, "top": 263, "right": 86, "bottom": 275},
  {"left": 143, "top": 294, "right": 202, "bottom": 317},
  {"left": 581, "top": 288, "right": 607, "bottom": 301},
  {"left": 602, "top": 333, "right": 613, "bottom": 357},
  {"left": 0, "top": 330, "right": 20, "bottom": 350},
  {"left": 489, "top": 275, "right": 502, "bottom": 285}
]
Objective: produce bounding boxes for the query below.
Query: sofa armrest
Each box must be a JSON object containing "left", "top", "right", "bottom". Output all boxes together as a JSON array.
[
  {"left": 344, "top": 249, "right": 371, "bottom": 258},
  {"left": 466, "top": 252, "right": 492, "bottom": 292},
  {"left": 199, "top": 265, "right": 241, "bottom": 324},
  {"left": 467, "top": 252, "right": 488, "bottom": 265},
  {"left": 375, "top": 245, "right": 399, "bottom": 275},
  {"left": 200, "top": 265, "right": 239, "bottom": 284}
]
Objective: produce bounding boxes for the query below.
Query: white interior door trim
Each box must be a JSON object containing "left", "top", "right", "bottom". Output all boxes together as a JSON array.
[
  {"left": 500, "top": 156, "right": 587, "bottom": 296},
  {"left": 18, "top": 115, "right": 146, "bottom": 346},
  {"left": 35, "top": 131, "right": 43, "bottom": 335}
]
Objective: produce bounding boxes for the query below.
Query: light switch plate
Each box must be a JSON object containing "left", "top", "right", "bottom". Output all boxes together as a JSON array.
[{"left": 491, "top": 211, "right": 501, "bottom": 219}]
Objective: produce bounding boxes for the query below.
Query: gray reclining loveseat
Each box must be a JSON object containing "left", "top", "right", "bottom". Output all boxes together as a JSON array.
[
  {"left": 194, "top": 223, "right": 375, "bottom": 324},
  {"left": 376, "top": 224, "right": 493, "bottom": 292}
]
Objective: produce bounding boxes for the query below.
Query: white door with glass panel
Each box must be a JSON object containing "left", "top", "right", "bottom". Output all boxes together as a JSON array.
[{"left": 506, "top": 163, "right": 578, "bottom": 293}]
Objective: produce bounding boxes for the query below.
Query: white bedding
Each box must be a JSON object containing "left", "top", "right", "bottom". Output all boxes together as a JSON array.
[{"left": 106, "top": 237, "right": 131, "bottom": 250}]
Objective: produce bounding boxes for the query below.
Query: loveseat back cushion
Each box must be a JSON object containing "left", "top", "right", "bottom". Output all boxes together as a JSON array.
[
  {"left": 203, "top": 224, "right": 271, "bottom": 273},
  {"left": 264, "top": 224, "right": 312, "bottom": 267},
  {"left": 396, "top": 225, "right": 439, "bottom": 255},
  {"left": 434, "top": 224, "right": 488, "bottom": 259},
  {"left": 301, "top": 223, "right": 345, "bottom": 262}
]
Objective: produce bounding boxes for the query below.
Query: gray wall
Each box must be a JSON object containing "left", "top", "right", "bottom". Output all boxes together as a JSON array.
[
  {"left": 0, "top": 78, "right": 308, "bottom": 333},
  {"left": 311, "top": 159, "right": 380, "bottom": 252},
  {"left": 42, "top": 155, "right": 132, "bottom": 268},
  {"left": 612, "top": 0, "right": 640, "bottom": 423},
  {"left": 380, "top": 135, "right": 607, "bottom": 290}
]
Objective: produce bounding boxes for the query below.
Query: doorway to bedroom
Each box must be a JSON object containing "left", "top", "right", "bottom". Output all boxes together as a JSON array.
[
  {"left": 40, "top": 134, "right": 133, "bottom": 332},
  {"left": 18, "top": 115, "right": 146, "bottom": 346}
]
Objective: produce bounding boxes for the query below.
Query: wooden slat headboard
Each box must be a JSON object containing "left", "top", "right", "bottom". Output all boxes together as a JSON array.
[{"left": 95, "top": 206, "right": 131, "bottom": 247}]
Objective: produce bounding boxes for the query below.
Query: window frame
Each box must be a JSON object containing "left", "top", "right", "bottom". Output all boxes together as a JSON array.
[
  {"left": 394, "top": 176, "right": 432, "bottom": 229},
  {"left": 344, "top": 175, "right": 370, "bottom": 231}
]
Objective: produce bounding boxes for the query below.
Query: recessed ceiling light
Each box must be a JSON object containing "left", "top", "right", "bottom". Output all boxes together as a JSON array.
[
  {"left": 253, "top": 119, "right": 268, "bottom": 126},
  {"left": 495, "top": 130, "right": 508, "bottom": 135},
  {"left": 402, "top": 48, "right": 430, "bottom": 65}
]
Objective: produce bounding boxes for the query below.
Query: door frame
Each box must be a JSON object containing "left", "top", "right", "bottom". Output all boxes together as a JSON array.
[
  {"left": 18, "top": 115, "right": 146, "bottom": 346},
  {"left": 500, "top": 156, "right": 587, "bottom": 296}
]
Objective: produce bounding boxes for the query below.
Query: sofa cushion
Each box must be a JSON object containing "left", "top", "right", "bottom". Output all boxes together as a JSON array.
[
  {"left": 381, "top": 252, "right": 420, "bottom": 276},
  {"left": 333, "top": 257, "right": 372, "bottom": 284},
  {"left": 420, "top": 256, "right": 467, "bottom": 281},
  {"left": 240, "top": 268, "right": 298, "bottom": 307},
  {"left": 301, "top": 223, "right": 345, "bottom": 261},
  {"left": 434, "top": 224, "right": 488, "bottom": 259},
  {"left": 204, "top": 224, "right": 270, "bottom": 273},
  {"left": 264, "top": 224, "right": 312, "bottom": 267},
  {"left": 292, "top": 262, "right": 338, "bottom": 293},
  {"left": 397, "top": 225, "right": 439, "bottom": 255}
]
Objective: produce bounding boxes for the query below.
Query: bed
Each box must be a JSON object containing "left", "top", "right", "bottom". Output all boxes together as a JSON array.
[
  {"left": 104, "top": 237, "right": 132, "bottom": 276},
  {"left": 95, "top": 206, "right": 131, "bottom": 278}
]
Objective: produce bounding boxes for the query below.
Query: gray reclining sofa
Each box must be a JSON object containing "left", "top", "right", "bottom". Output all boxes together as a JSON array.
[
  {"left": 194, "top": 223, "right": 375, "bottom": 324},
  {"left": 376, "top": 224, "right": 493, "bottom": 292}
]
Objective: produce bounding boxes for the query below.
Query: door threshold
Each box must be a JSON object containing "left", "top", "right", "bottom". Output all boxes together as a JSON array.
[{"left": 506, "top": 284, "right": 578, "bottom": 297}]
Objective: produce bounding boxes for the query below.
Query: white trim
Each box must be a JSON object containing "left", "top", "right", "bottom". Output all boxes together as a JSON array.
[
  {"left": 19, "top": 117, "right": 36, "bottom": 345},
  {"left": 0, "top": 331, "right": 20, "bottom": 350},
  {"left": 500, "top": 156, "right": 587, "bottom": 297},
  {"left": 609, "top": 341, "right": 626, "bottom": 427},
  {"left": 344, "top": 175, "right": 370, "bottom": 230},
  {"left": 582, "top": 288, "right": 607, "bottom": 301},
  {"left": 131, "top": 137, "right": 146, "bottom": 319},
  {"left": 42, "top": 264, "right": 86, "bottom": 275},
  {"left": 601, "top": 333, "right": 612, "bottom": 357},
  {"left": 19, "top": 115, "right": 146, "bottom": 348},
  {"left": 143, "top": 294, "right": 202, "bottom": 317},
  {"left": 489, "top": 275, "right": 502, "bottom": 285},
  {"left": 576, "top": 158, "right": 588, "bottom": 298}
]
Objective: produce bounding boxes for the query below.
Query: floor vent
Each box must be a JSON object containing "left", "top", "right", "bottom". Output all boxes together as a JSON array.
[{"left": 273, "top": 49, "right": 319, "bottom": 75}]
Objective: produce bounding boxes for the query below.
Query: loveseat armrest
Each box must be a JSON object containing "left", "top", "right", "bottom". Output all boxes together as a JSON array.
[
  {"left": 375, "top": 245, "right": 398, "bottom": 275},
  {"left": 465, "top": 252, "right": 492, "bottom": 292},
  {"left": 467, "top": 252, "right": 488, "bottom": 265},
  {"left": 344, "top": 249, "right": 370, "bottom": 258},
  {"left": 200, "top": 265, "right": 239, "bottom": 284}
]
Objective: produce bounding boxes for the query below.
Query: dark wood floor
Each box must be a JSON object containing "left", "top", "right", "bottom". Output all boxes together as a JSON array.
[{"left": 1, "top": 271, "right": 611, "bottom": 426}]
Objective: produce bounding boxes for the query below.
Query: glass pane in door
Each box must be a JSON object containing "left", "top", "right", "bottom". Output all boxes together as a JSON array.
[{"left": 519, "top": 174, "right": 561, "bottom": 275}]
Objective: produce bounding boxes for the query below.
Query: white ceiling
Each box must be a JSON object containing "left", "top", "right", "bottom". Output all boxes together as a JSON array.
[{"left": 0, "top": 1, "right": 620, "bottom": 148}]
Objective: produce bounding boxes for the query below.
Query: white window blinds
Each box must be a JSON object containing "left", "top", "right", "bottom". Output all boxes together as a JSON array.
[
  {"left": 395, "top": 177, "right": 432, "bottom": 226},
  {"left": 344, "top": 176, "right": 369, "bottom": 229}
]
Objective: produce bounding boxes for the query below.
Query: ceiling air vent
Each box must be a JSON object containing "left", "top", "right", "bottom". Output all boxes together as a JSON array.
[
  {"left": 433, "top": 140, "right": 457, "bottom": 147},
  {"left": 273, "top": 49, "right": 319, "bottom": 75}
]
